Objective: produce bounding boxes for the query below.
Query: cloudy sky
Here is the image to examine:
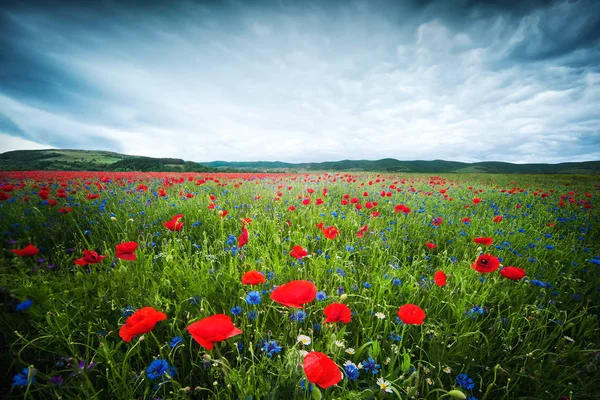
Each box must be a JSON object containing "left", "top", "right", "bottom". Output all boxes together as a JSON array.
[{"left": 1, "top": 0, "right": 599, "bottom": 163}]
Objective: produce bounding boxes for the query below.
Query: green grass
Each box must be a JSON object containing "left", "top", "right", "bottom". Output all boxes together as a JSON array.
[{"left": 0, "top": 171, "right": 599, "bottom": 399}]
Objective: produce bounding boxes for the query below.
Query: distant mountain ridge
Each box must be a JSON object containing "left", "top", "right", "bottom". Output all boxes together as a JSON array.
[{"left": 0, "top": 149, "right": 599, "bottom": 174}]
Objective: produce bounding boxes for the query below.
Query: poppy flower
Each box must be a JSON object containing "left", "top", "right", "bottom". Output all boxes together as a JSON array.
[
  {"left": 11, "top": 244, "right": 40, "bottom": 257},
  {"left": 471, "top": 254, "right": 500, "bottom": 273},
  {"left": 164, "top": 214, "right": 184, "bottom": 231},
  {"left": 241, "top": 217, "right": 252, "bottom": 226},
  {"left": 241, "top": 270, "right": 265, "bottom": 285},
  {"left": 238, "top": 227, "right": 249, "bottom": 248},
  {"left": 461, "top": 217, "right": 471, "bottom": 224},
  {"left": 74, "top": 250, "right": 106, "bottom": 266},
  {"left": 119, "top": 307, "right": 167, "bottom": 342},
  {"left": 270, "top": 280, "right": 317, "bottom": 308},
  {"left": 432, "top": 217, "right": 443, "bottom": 226},
  {"left": 303, "top": 351, "right": 343, "bottom": 389},
  {"left": 426, "top": 242, "right": 436, "bottom": 249},
  {"left": 396, "top": 304, "right": 426, "bottom": 325},
  {"left": 500, "top": 266, "right": 526, "bottom": 281},
  {"left": 186, "top": 314, "right": 242, "bottom": 350},
  {"left": 323, "top": 303, "right": 352, "bottom": 323},
  {"left": 58, "top": 207, "right": 72, "bottom": 214},
  {"left": 116, "top": 242, "right": 137, "bottom": 261},
  {"left": 290, "top": 245, "right": 308, "bottom": 259},
  {"left": 473, "top": 198, "right": 482, "bottom": 204},
  {"left": 218, "top": 210, "right": 228, "bottom": 218},
  {"left": 433, "top": 270, "right": 447, "bottom": 287},
  {"left": 288, "top": 205, "right": 296, "bottom": 211},
  {"left": 493, "top": 215, "right": 503, "bottom": 223},
  {"left": 473, "top": 237, "right": 493, "bottom": 246},
  {"left": 322, "top": 226, "right": 340, "bottom": 240}
]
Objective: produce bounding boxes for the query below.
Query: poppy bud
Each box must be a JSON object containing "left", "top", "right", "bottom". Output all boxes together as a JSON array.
[
  {"left": 110, "top": 216, "right": 117, "bottom": 222},
  {"left": 340, "top": 294, "right": 347, "bottom": 301}
]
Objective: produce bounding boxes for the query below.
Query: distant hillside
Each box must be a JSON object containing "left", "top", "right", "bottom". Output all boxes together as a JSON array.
[
  {"left": 0, "top": 149, "right": 598, "bottom": 173},
  {"left": 0, "top": 149, "right": 215, "bottom": 172},
  {"left": 201, "top": 158, "right": 600, "bottom": 174}
]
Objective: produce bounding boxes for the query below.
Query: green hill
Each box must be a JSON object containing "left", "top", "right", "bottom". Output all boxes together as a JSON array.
[{"left": 0, "top": 149, "right": 598, "bottom": 173}]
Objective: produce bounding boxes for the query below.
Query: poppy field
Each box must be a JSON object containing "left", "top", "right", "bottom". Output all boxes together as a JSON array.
[{"left": 1, "top": 170, "right": 599, "bottom": 399}]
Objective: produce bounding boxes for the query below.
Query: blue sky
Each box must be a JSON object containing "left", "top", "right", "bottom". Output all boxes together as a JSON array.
[{"left": 0, "top": 0, "right": 599, "bottom": 163}]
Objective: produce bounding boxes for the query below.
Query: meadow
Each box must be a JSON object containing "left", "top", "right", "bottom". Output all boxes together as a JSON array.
[{"left": 0, "top": 171, "right": 599, "bottom": 400}]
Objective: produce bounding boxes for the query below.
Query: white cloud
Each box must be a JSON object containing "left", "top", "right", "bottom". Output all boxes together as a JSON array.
[
  {"left": 0, "top": 1, "right": 598, "bottom": 163},
  {"left": 0, "top": 132, "right": 54, "bottom": 153}
]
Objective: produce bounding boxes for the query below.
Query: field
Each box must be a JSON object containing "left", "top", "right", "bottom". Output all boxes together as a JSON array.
[{"left": 0, "top": 171, "right": 599, "bottom": 399}]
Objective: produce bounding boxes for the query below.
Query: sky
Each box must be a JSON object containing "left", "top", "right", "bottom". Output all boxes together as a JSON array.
[{"left": 0, "top": 0, "right": 599, "bottom": 164}]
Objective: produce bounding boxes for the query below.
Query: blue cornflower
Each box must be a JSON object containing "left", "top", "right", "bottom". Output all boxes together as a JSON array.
[
  {"left": 392, "top": 278, "right": 402, "bottom": 286},
  {"left": 245, "top": 291, "right": 262, "bottom": 305},
  {"left": 12, "top": 367, "right": 36, "bottom": 387},
  {"left": 344, "top": 361, "right": 360, "bottom": 381},
  {"left": 363, "top": 282, "right": 372, "bottom": 289},
  {"left": 247, "top": 310, "right": 258, "bottom": 320},
  {"left": 15, "top": 299, "right": 33, "bottom": 311},
  {"left": 361, "top": 357, "right": 380, "bottom": 374},
  {"left": 467, "top": 306, "right": 485, "bottom": 318},
  {"left": 456, "top": 373, "right": 475, "bottom": 390},
  {"left": 226, "top": 235, "right": 236, "bottom": 246},
  {"left": 337, "top": 286, "right": 345, "bottom": 295},
  {"left": 120, "top": 306, "right": 136, "bottom": 317},
  {"left": 290, "top": 310, "right": 306, "bottom": 322},
  {"left": 146, "top": 359, "right": 169, "bottom": 380},
  {"left": 299, "top": 378, "right": 313, "bottom": 391},
  {"left": 231, "top": 305, "right": 243, "bottom": 316},
  {"left": 313, "top": 323, "right": 321, "bottom": 331},
  {"left": 389, "top": 332, "right": 402, "bottom": 342},
  {"left": 316, "top": 291, "right": 327, "bottom": 301},
  {"left": 189, "top": 295, "right": 202, "bottom": 305},
  {"left": 169, "top": 336, "right": 183, "bottom": 348},
  {"left": 261, "top": 340, "right": 282, "bottom": 357}
]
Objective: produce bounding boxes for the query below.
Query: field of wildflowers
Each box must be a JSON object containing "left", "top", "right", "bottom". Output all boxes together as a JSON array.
[{"left": 1, "top": 171, "right": 599, "bottom": 399}]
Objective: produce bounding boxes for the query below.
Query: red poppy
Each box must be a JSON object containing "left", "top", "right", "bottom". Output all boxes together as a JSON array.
[
  {"left": 461, "top": 217, "right": 471, "bottom": 224},
  {"left": 11, "top": 244, "right": 40, "bottom": 257},
  {"left": 396, "top": 304, "right": 426, "bottom": 325},
  {"left": 426, "top": 242, "right": 436, "bottom": 249},
  {"left": 432, "top": 217, "right": 443, "bottom": 226},
  {"left": 472, "top": 198, "right": 482, "bottom": 204},
  {"left": 238, "top": 227, "right": 249, "bottom": 248},
  {"left": 500, "top": 266, "right": 526, "bottom": 280},
  {"left": 471, "top": 254, "right": 500, "bottom": 273},
  {"left": 473, "top": 237, "right": 493, "bottom": 246},
  {"left": 303, "top": 351, "right": 343, "bottom": 389},
  {"left": 119, "top": 307, "right": 167, "bottom": 342},
  {"left": 187, "top": 314, "right": 242, "bottom": 350},
  {"left": 58, "top": 206, "right": 72, "bottom": 214},
  {"left": 302, "top": 198, "right": 311, "bottom": 205},
  {"left": 116, "top": 242, "right": 137, "bottom": 261},
  {"left": 289, "top": 245, "right": 308, "bottom": 259},
  {"left": 270, "top": 280, "right": 317, "bottom": 308},
  {"left": 323, "top": 303, "right": 352, "bottom": 324},
  {"left": 433, "top": 270, "right": 447, "bottom": 287},
  {"left": 493, "top": 215, "right": 503, "bottom": 223},
  {"left": 241, "top": 217, "right": 252, "bottom": 226},
  {"left": 164, "top": 214, "right": 184, "bottom": 231},
  {"left": 288, "top": 205, "right": 296, "bottom": 211},
  {"left": 74, "top": 250, "right": 107, "bottom": 266},
  {"left": 322, "top": 226, "right": 340, "bottom": 240},
  {"left": 0, "top": 192, "right": 10, "bottom": 201},
  {"left": 241, "top": 270, "right": 265, "bottom": 285}
]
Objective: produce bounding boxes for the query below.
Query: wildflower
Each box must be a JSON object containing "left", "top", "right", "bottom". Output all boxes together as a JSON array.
[
  {"left": 443, "top": 366, "right": 452, "bottom": 374},
  {"left": 466, "top": 306, "right": 485, "bottom": 318},
  {"left": 456, "top": 373, "right": 475, "bottom": 390},
  {"left": 169, "top": 336, "right": 183, "bottom": 348},
  {"left": 247, "top": 310, "right": 258, "bottom": 320},
  {"left": 500, "top": 266, "right": 526, "bottom": 280},
  {"left": 471, "top": 254, "right": 500, "bottom": 273},
  {"left": 297, "top": 335, "right": 312, "bottom": 345},
  {"left": 304, "top": 351, "right": 343, "bottom": 388},
  {"left": 11, "top": 244, "right": 39, "bottom": 257},
  {"left": 270, "top": 280, "right": 317, "bottom": 308},
  {"left": 230, "top": 305, "right": 243, "bottom": 316},
  {"left": 361, "top": 356, "right": 380, "bottom": 374},
  {"left": 238, "top": 227, "right": 249, "bottom": 248},
  {"left": 343, "top": 361, "right": 359, "bottom": 380},
  {"left": 187, "top": 314, "right": 242, "bottom": 350},
  {"left": 316, "top": 291, "right": 328, "bottom": 301},
  {"left": 324, "top": 303, "right": 352, "bottom": 324},
  {"left": 377, "top": 377, "right": 393, "bottom": 393},
  {"left": 146, "top": 359, "right": 169, "bottom": 380},
  {"left": 119, "top": 307, "right": 167, "bottom": 342},
  {"left": 345, "top": 348, "right": 355, "bottom": 355},
  {"left": 12, "top": 367, "right": 36, "bottom": 387},
  {"left": 164, "top": 214, "right": 184, "bottom": 231},
  {"left": 261, "top": 339, "right": 282, "bottom": 357},
  {"left": 242, "top": 270, "right": 265, "bottom": 285},
  {"left": 290, "top": 245, "right": 309, "bottom": 259},
  {"left": 335, "top": 340, "right": 345, "bottom": 348},
  {"left": 245, "top": 291, "right": 262, "bottom": 305},
  {"left": 15, "top": 299, "right": 33, "bottom": 311},
  {"left": 396, "top": 304, "right": 426, "bottom": 325},
  {"left": 290, "top": 310, "right": 307, "bottom": 322},
  {"left": 426, "top": 242, "right": 437, "bottom": 249},
  {"left": 434, "top": 270, "right": 447, "bottom": 287},
  {"left": 374, "top": 312, "right": 386, "bottom": 320},
  {"left": 74, "top": 250, "right": 106, "bottom": 266},
  {"left": 115, "top": 242, "right": 137, "bottom": 261}
]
